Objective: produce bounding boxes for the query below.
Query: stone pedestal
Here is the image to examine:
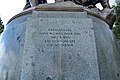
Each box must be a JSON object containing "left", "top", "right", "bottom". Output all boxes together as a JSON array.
[
  {"left": 20, "top": 11, "right": 99, "bottom": 80},
  {"left": 0, "top": 2, "right": 120, "bottom": 80}
]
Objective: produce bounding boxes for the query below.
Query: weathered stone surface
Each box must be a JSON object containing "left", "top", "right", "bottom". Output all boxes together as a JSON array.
[
  {"left": 20, "top": 17, "right": 100, "bottom": 80},
  {"left": 32, "top": 11, "right": 87, "bottom": 18},
  {"left": 117, "top": 40, "right": 120, "bottom": 53},
  {"left": 0, "top": 10, "right": 120, "bottom": 80},
  {"left": 89, "top": 16, "right": 120, "bottom": 80},
  {"left": 0, "top": 14, "right": 31, "bottom": 80}
]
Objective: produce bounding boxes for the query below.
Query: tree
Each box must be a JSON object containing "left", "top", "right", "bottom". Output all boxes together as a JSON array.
[
  {"left": 0, "top": 17, "right": 4, "bottom": 34},
  {"left": 113, "top": 1, "right": 120, "bottom": 39}
]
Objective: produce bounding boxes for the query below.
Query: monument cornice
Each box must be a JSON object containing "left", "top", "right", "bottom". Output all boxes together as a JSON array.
[{"left": 7, "top": 5, "right": 108, "bottom": 25}]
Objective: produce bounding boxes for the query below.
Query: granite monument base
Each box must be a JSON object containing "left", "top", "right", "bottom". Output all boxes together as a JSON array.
[{"left": 0, "top": 4, "right": 120, "bottom": 80}]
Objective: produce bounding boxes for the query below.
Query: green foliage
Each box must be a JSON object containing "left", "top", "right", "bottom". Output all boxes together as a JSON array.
[
  {"left": 0, "top": 17, "right": 4, "bottom": 34},
  {"left": 113, "top": 2, "right": 120, "bottom": 39}
]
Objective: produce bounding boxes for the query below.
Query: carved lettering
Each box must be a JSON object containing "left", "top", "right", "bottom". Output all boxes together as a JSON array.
[{"left": 39, "top": 28, "right": 81, "bottom": 47}]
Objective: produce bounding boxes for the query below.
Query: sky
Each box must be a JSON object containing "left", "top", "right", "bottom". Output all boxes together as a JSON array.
[{"left": 0, "top": 0, "right": 115, "bottom": 25}]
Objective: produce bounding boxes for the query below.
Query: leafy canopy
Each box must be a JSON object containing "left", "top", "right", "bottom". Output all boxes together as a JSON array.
[{"left": 113, "top": 1, "right": 120, "bottom": 39}]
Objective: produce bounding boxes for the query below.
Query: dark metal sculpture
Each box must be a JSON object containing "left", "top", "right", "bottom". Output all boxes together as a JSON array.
[
  {"left": 82, "top": 0, "right": 110, "bottom": 8},
  {"left": 23, "top": 0, "right": 31, "bottom": 10},
  {"left": 23, "top": 0, "right": 116, "bottom": 28},
  {"left": 81, "top": 0, "right": 116, "bottom": 28},
  {"left": 55, "top": 0, "right": 109, "bottom": 8},
  {"left": 84, "top": 0, "right": 116, "bottom": 28},
  {"left": 24, "top": 0, "right": 47, "bottom": 10},
  {"left": 55, "top": 0, "right": 116, "bottom": 28},
  {"left": 24, "top": 0, "right": 109, "bottom": 10}
]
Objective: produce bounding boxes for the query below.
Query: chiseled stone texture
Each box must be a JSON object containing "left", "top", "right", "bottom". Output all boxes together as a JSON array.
[
  {"left": 0, "top": 11, "right": 120, "bottom": 80},
  {"left": 0, "top": 14, "right": 31, "bottom": 80},
  {"left": 31, "top": 11, "right": 87, "bottom": 18},
  {"left": 117, "top": 40, "right": 120, "bottom": 53},
  {"left": 89, "top": 16, "right": 120, "bottom": 80},
  {"left": 21, "top": 18, "right": 100, "bottom": 80}
]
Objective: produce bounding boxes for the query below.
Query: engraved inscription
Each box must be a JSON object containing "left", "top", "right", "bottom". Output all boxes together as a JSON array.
[{"left": 39, "top": 28, "right": 81, "bottom": 47}]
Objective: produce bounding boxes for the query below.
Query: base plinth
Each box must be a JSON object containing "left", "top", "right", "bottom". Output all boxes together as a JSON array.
[{"left": 0, "top": 3, "right": 120, "bottom": 80}]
